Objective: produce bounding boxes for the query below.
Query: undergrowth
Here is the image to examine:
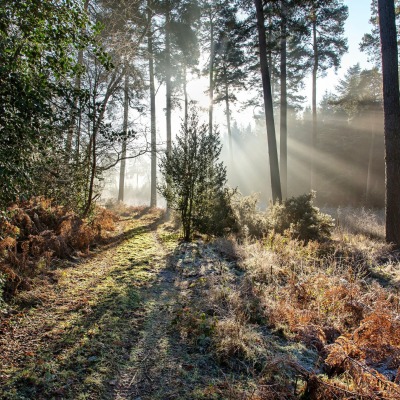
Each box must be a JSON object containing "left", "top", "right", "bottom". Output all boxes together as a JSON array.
[
  {"left": 170, "top": 206, "right": 400, "bottom": 399},
  {"left": 230, "top": 191, "right": 334, "bottom": 243},
  {"left": 0, "top": 206, "right": 165, "bottom": 399},
  {"left": 2, "top": 198, "right": 398, "bottom": 399},
  {"left": 0, "top": 197, "right": 117, "bottom": 303}
]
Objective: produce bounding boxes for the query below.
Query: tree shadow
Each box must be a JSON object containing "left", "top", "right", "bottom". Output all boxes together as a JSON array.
[{"left": 1, "top": 211, "right": 173, "bottom": 399}]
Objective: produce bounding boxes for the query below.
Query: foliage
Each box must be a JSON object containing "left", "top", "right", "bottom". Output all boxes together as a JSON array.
[
  {"left": 230, "top": 192, "right": 270, "bottom": 238},
  {"left": 158, "top": 106, "right": 232, "bottom": 240},
  {"left": 0, "top": 198, "right": 116, "bottom": 302},
  {"left": 268, "top": 192, "right": 334, "bottom": 242},
  {"left": 0, "top": 0, "right": 103, "bottom": 208},
  {"left": 360, "top": 0, "right": 400, "bottom": 65},
  {"left": 229, "top": 192, "right": 333, "bottom": 242},
  {"left": 194, "top": 188, "right": 237, "bottom": 238}
]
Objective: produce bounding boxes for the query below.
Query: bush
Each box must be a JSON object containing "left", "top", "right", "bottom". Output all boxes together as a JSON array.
[
  {"left": 268, "top": 192, "right": 334, "bottom": 242},
  {"left": 159, "top": 106, "right": 233, "bottom": 241},
  {"left": 0, "top": 198, "right": 117, "bottom": 301},
  {"left": 230, "top": 192, "right": 270, "bottom": 238},
  {"left": 194, "top": 188, "right": 237, "bottom": 237}
]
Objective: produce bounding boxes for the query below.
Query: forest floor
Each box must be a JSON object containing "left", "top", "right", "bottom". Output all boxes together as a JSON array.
[
  {"left": 1, "top": 207, "right": 400, "bottom": 399},
  {"left": 0, "top": 208, "right": 254, "bottom": 399}
]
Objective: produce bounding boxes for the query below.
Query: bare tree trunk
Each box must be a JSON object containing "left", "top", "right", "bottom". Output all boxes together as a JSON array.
[
  {"left": 280, "top": 0, "right": 287, "bottom": 199},
  {"left": 254, "top": 0, "right": 282, "bottom": 203},
  {"left": 365, "top": 106, "right": 376, "bottom": 205},
  {"left": 148, "top": 2, "right": 157, "bottom": 208},
  {"left": 84, "top": 71, "right": 123, "bottom": 216},
  {"left": 118, "top": 70, "right": 129, "bottom": 202},
  {"left": 209, "top": 19, "right": 214, "bottom": 135},
  {"left": 85, "top": 117, "right": 97, "bottom": 216},
  {"left": 311, "top": 18, "right": 318, "bottom": 190},
  {"left": 378, "top": 0, "right": 400, "bottom": 247},
  {"left": 183, "top": 65, "right": 188, "bottom": 129},
  {"left": 165, "top": 2, "right": 172, "bottom": 215},
  {"left": 224, "top": 79, "right": 233, "bottom": 164}
]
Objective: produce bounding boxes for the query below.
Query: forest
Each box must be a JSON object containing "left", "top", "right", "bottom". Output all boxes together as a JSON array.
[{"left": 1, "top": 0, "right": 400, "bottom": 399}]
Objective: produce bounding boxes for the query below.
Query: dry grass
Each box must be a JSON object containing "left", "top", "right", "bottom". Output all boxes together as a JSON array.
[
  {"left": 0, "top": 198, "right": 118, "bottom": 301},
  {"left": 3, "top": 204, "right": 399, "bottom": 399},
  {"left": 174, "top": 207, "right": 400, "bottom": 399}
]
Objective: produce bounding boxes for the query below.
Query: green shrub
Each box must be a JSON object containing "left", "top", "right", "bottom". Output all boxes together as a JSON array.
[
  {"left": 268, "top": 192, "right": 334, "bottom": 242},
  {"left": 230, "top": 192, "right": 270, "bottom": 238},
  {"left": 194, "top": 188, "right": 237, "bottom": 237}
]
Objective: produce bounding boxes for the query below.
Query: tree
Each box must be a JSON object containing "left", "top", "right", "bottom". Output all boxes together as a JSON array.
[
  {"left": 280, "top": 0, "right": 288, "bottom": 199},
  {"left": 361, "top": 0, "right": 400, "bottom": 66},
  {"left": 305, "top": 0, "right": 348, "bottom": 189},
  {"left": 200, "top": 0, "right": 230, "bottom": 135},
  {"left": 158, "top": 106, "right": 230, "bottom": 241},
  {"left": 154, "top": 0, "right": 200, "bottom": 213},
  {"left": 213, "top": 3, "right": 248, "bottom": 163},
  {"left": 79, "top": 0, "right": 149, "bottom": 214},
  {"left": 118, "top": 67, "right": 130, "bottom": 202},
  {"left": 147, "top": 0, "right": 158, "bottom": 207},
  {"left": 278, "top": 0, "right": 310, "bottom": 197},
  {"left": 334, "top": 63, "right": 363, "bottom": 117},
  {"left": 170, "top": 0, "right": 200, "bottom": 128},
  {"left": 236, "top": 0, "right": 308, "bottom": 199},
  {"left": 378, "top": 0, "right": 400, "bottom": 247},
  {"left": 253, "top": 0, "right": 282, "bottom": 203},
  {"left": 0, "top": 0, "right": 99, "bottom": 208}
]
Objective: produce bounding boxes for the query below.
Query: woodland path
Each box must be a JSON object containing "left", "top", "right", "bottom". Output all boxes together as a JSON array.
[{"left": 0, "top": 209, "right": 223, "bottom": 400}]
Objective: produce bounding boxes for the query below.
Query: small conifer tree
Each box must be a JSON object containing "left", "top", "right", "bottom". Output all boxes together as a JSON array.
[{"left": 159, "top": 106, "right": 232, "bottom": 241}]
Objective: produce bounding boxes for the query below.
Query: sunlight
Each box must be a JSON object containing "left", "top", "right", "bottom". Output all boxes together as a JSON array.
[{"left": 187, "top": 76, "right": 212, "bottom": 110}]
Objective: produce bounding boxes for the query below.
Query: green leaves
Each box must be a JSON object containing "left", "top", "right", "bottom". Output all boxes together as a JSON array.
[{"left": 0, "top": 0, "right": 102, "bottom": 208}]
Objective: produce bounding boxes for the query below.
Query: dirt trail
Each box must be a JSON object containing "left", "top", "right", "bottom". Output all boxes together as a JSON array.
[{"left": 113, "top": 232, "right": 221, "bottom": 400}]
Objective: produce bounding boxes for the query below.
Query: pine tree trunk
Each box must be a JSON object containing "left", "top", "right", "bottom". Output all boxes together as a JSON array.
[
  {"left": 148, "top": 2, "right": 157, "bottom": 208},
  {"left": 224, "top": 78, "right": 233, "bottom": 164},
  {"left": 254, "top": 0, "right": 282, "bottom": 203},
  {"left": 165, "top": 2, "right": 172, "bottom": 215},
  {"left": 209, "top": 19, "right": 214, "bottom": 135},
  {"left": 378, "top": 0, "right": 400, "bottom": 247},
  {"left": 365, "top": 106, "right": 376, "bottom": 205},
  {"left": 118, "top": 70, "right": 129, "bottom": 202},
  {"left": 184, "top": 65, "right": 188, "bottom": 130},
  {"left": 280, "top": 0, "right": 287, "bottom": 199},
  {"left": 267, "top": 15, "right": 274, "bottom": 98},
  {"left": 311, "top": 18, "right": 318, "bottom": 191}
]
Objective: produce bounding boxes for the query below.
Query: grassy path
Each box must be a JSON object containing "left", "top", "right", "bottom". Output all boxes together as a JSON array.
[
  {"left": 2, "top": 208, "right": 262, "bottom": 400},
  {"left": 0, "top": 209, "right": 192, "bottom": 399}
]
